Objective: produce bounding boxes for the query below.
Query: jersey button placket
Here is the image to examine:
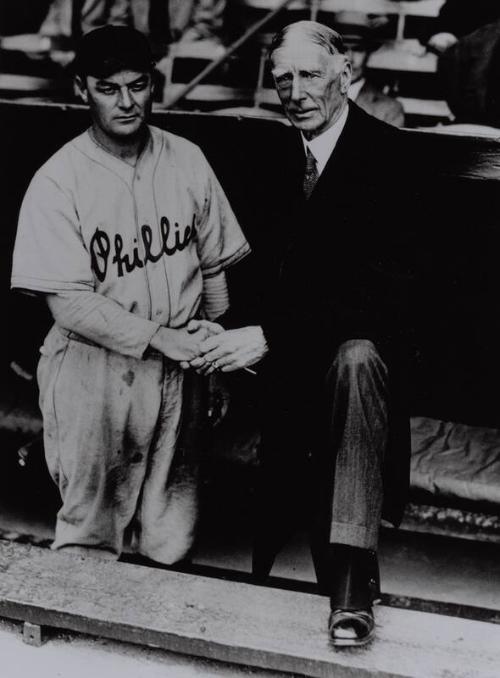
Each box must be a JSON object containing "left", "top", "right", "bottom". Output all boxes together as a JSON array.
[
  {"left": 132, "top": 166, "right": 153, "bottom": 321},
  {"left": 139, "top": 163, "right": 168, "bottom": 324}
]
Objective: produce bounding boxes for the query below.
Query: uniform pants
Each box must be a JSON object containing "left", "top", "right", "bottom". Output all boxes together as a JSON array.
[
  {"left": 320, "top": 339, "right": 388, "bottom": 551},
  {"left": 37, "top": 325, "right": 205, "bottom": 564}
]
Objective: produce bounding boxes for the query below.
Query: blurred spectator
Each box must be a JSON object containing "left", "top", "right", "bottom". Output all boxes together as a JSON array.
[
  {"left": 170, "top": 0, "right": 227, "bottom": 46},
  {"left": 0, "top": 1, "right": 175, "bottom": 60},
  {"left": 0, "top": 0, "right": 133, "bottom": 54},
  {"left": 439, "top": 19, "right": 500, "bottom": 128},
  {"left": 40, "top": 0, "right": 132, "bottom": 42},
  {"left": 427, "top": 0, "right": 500, "bottom": 55},
  {"left": 335, "top": 12, "right": 405, "bottom": 127}
]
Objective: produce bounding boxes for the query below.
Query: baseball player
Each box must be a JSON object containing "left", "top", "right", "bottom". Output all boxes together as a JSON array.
[{"left": 11, "top": 25, "right": 250, "bottom": 564}]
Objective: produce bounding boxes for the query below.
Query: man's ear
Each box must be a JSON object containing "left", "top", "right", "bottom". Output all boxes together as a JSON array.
[
  {"left": 339, "top": 57, "right": 352, "bottom": 95},
  {"left": 74, "top": 75, "right": 88, "bottom": 103}
]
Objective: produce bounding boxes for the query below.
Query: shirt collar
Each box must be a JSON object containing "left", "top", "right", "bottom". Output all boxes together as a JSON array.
[
  {"left": 348, "top": 77, "right": 366, "bottom": 102},
  {"left": 301, "top": 104, "right": 349, "bottom": 175},
  {"left": 76, "top": 125, "right": 156, "bottom": 185}
]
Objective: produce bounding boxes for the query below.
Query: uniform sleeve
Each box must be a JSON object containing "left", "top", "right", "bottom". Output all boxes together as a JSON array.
[
  {"left": 195, "top": 152, "right": 251, "bottom": 279},
  {"left": 47, "top": 290, "right": 160, "bottom": 359},
  {"left": 11, "top": 171, "right": 94, "bottom": 294},
  {"left": 202, "top": 270, "right": 229, "bottom": 320}
]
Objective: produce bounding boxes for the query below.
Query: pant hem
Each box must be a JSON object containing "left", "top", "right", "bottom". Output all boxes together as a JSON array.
[{"left": 329, "top": 521, "right": 378, "bottom": 550}]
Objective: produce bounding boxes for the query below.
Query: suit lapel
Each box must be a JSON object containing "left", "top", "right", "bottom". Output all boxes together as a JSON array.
[
  {"left": 278, "top": 104, "right": 368, "bottom": 261},
  {"left": 304, "top": 102, "right": 362, "bottom": 205},
  {"left": 285, "top": 128, "right": 307, "bottom": 196}
]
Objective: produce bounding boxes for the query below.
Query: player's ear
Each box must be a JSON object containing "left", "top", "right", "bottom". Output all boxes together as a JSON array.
[{"left": 74, "top": 75, "right": 88, "bottom": 103}]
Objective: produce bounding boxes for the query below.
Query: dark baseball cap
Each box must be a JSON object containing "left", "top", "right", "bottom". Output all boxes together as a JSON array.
[{"left": 72, "top": 26, "right": 154, "bottom": 79}]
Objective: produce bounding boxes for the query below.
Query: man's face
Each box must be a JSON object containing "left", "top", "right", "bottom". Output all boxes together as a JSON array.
[
  {"left": 76, "top": 70, "right": 153, "bottom": 140},
  {"left": 345, "top": 46, "right": 368, "bottom": 83},
  {"left": 271, "top": 40, "right": 351, "bottom": 139}
]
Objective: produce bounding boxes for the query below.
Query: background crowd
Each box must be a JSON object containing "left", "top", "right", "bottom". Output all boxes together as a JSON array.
[{"left": 1, "top": 0, "right": 500, "bottom": 130}]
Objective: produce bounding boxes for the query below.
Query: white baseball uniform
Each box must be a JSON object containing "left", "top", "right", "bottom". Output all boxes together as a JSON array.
[{"left": 11, "top": 125, "right": 250, "bottom": 563}]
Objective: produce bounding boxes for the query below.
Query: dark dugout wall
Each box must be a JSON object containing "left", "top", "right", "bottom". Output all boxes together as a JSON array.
[{"left": 2, "top": 100, "right": 500, "bottom": 426}]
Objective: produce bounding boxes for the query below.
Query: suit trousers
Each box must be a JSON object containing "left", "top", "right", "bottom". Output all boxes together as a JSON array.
[
  {"left": 319, "top": 339, "right": 388, "bottom": 552},
  {"left": 253, "top": 338, "right": 389, "bottom": 580}
]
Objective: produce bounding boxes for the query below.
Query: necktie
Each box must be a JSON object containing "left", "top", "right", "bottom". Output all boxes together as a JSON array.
[{"left": 303, "top": 148, "right": 319, "bottom": 199}]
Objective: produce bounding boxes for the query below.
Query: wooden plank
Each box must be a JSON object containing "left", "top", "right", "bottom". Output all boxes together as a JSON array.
[
  {"left": 22, "top": 621, "right": 45, "bottom": 646},
  {"left": 416, "top": 123, "right": 500, "bottom": 139},
  {"left": 165, "top": 83, "right": 252, "bottom": 103},
  {"left": 255, "top": 87, "right": 281, "bottom": 106},
  {"left": 317, "top": 0, "right": 445, "bottom": 16},
  {"left": 0, "top": 34, "right": 51, "bottom": 53},
  {"left": 169, "top": 42, "right": 226, "bottom": 60},
  {"left": 242, "top": 0, "right": 445, "bottom": 17},
  {"left": 211, "top": 106, "right": 286, "bottom": 120},
  {"left": 0, "top": 541, "right": 500, "bottom": 678},
  {"left": 254, "top": 89, "right": 453, "bottom": 120},
  {"left": 368, "top": 42, "right": 437, "bottom": 73},
  {"left": 0, "top": 74, "right": 60, "bottom": 92},
  {"left": 397, "top": 97, "right": 452, "bottom": 118},
  {"left": 241, "top": 0, "right": 312, "bottom": 10}
]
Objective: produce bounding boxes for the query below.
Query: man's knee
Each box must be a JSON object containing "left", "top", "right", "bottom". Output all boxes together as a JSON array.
[{"left": 334, "top": 340, "right": 381, "bottom": 373}]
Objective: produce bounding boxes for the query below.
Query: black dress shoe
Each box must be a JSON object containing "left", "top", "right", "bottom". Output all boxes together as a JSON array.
[
  {"left": 326, "top": 544, "right": 379, "bottom": 646},
  {"left": 328, "top": 608, "right": 375, "bottom": 646}
]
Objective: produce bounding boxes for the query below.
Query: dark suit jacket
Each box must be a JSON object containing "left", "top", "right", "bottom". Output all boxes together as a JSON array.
[{"left": 257, "top": 102, "right": 415, "bottom": 529}]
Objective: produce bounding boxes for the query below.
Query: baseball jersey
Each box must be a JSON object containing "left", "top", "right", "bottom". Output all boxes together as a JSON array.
[{"left": 11, "top": 125, "right": 250, "bottom": 330}]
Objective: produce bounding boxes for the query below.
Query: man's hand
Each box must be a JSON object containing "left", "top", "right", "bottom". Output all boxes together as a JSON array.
[
  {"left": 186, "top": 319, "right": 224, "bottom": 337},
  {"left": 190, "top": 326, "right": 268, "bottom": 374},
  {"left": 427, "top": 32, "right": 458, "bottom": 55},
  {"left": 150, "top": 326, "right": 208, "bottom": 362},
  {"left": 179, "top": 319, "right": 225, "bottom": 370}
]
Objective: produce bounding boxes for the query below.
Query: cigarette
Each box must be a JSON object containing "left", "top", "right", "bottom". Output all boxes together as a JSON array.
[{"left": 243, "top": 367, "right": 257, "bottom": 376}]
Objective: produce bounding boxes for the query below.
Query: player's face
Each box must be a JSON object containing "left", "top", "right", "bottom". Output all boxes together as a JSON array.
[
  {"left": 271, "top": 40, "right": 351, "bottom": 140},
  {"left": 78, "top": 70, "right": 153, "bottom": 140}
]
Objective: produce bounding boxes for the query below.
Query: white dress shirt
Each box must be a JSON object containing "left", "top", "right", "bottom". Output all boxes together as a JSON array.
[{"left": 301, "top": 104, "right": 349, "bottom": 176}]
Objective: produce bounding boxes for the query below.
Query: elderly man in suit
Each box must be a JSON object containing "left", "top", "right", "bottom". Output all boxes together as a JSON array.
[{"left": 187, "top": 20, "right": 412, "bottom": 647}]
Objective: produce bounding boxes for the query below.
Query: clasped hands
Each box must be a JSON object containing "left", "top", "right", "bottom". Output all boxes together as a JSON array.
[
  {"left": 181, "top": 320, "right": 268, "bottom": 374},
  {"left": 151, "top": 320, "right": 268, "bottom": 373}
]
